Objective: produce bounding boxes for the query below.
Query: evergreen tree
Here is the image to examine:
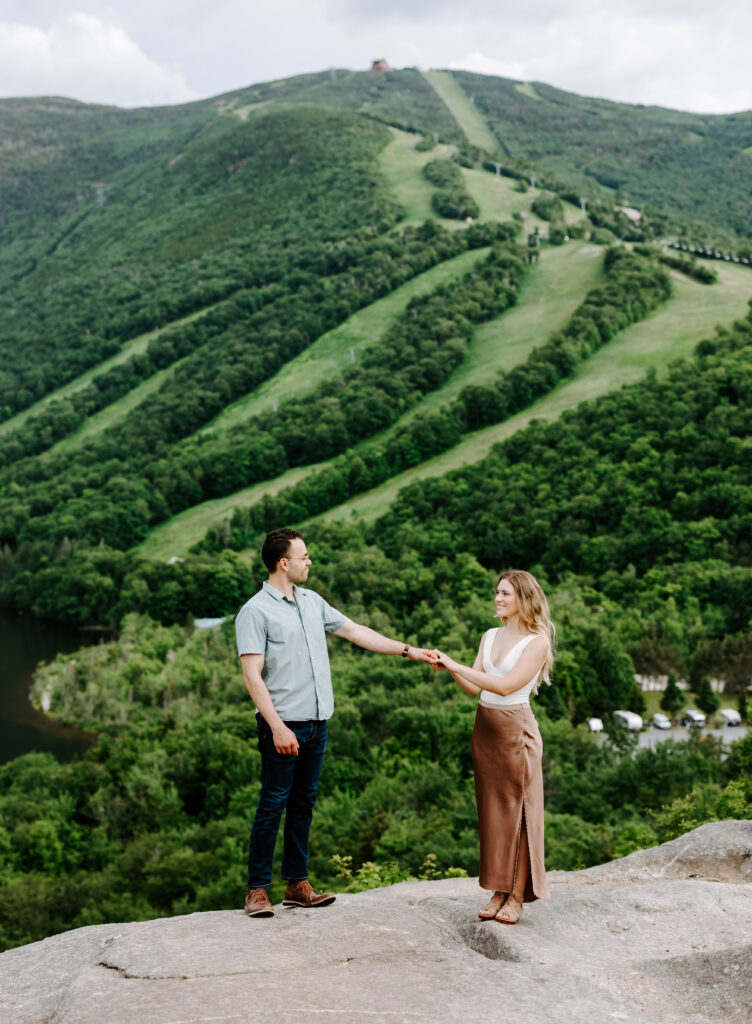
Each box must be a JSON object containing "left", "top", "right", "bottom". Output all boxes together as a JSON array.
[
  {"left": 538, "top": 683, "right": 568, "bottom": 721},
  {"left": 695, "top": 677, "right": 720, "bottom": 717},
  {"left": 627, "top": 683, "right": 647, "bottom": 716},
  {"left": 738, "top": 687, "right": 748, "bottom": 723},
  {"left": 660, "top": 671, "right": 684, "bottom": 719}
]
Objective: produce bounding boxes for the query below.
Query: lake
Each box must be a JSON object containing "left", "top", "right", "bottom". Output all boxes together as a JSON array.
[{"left": 0, "top": 610, "right": 99, "bottom": 765}]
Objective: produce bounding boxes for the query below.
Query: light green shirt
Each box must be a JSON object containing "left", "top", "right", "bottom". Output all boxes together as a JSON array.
[{"left": 235, "top": 581, "right": 346, "bottom": 720}]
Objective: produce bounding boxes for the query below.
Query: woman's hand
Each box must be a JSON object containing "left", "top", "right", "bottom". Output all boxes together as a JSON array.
[{"left": 431, "top": 649, "right": 457, "bottom": 671}]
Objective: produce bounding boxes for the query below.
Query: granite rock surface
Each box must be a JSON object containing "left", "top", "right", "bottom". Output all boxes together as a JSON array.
[{"left": 2, "top": 820, "right": 751, "bottom": 1024}]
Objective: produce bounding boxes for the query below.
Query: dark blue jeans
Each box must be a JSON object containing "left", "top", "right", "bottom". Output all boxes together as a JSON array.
[{"left": 247, "top": 715, "right": 328, "bottom": 890}]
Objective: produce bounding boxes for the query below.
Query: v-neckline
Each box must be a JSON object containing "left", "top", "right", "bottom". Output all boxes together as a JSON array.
[{"left": 489, "top": 630, "right": 530, "bottom": 670}]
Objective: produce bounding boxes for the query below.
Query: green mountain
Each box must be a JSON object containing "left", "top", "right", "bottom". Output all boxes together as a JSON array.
[
  {"left": 451, "top": 70, "right": 752, "bottom": 239},
  {"left": 1, "top": 68, "right": 751, "bottom": 952},
  {"left": 2, "top": 68, "right": 751, "bottom": 607}
]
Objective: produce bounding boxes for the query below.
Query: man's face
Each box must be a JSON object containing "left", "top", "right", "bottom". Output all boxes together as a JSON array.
[{"left": 282, "top": 538, "right": 311, "bottom": 583}]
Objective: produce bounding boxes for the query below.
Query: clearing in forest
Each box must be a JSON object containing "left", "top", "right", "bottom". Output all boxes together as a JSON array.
[
  {"left": 0, "top": 305, "right": 213, "bottom": 441},
  {"left": 418, "top": 241, "right": 604, "bottom": 410},
  {"left": 422, "top": 70, "right": 500, "bottom": 153},
  {"left": 377, "top": 128, "right": 458, "bottom": 226},
  {"left": 135, "top": 256, "right": 752, "bottom": 557},
  {"left": 203, "top": 248, "right": 490, "bottom": 436},
  {"left": 317, "top": 261, "right": 752, "bottom": 524},
  {"left": 134, "top": 239, "right": 605, "bottom": 559}
]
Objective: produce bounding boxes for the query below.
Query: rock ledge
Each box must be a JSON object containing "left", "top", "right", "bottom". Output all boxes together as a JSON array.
[{"left": 1, "top": 821, "right": 751, "bottom": 1024}]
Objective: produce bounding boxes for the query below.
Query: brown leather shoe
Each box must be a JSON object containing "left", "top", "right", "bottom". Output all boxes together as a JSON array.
[
  {"left": 245, "top": 887, "right": 275, "bottom": 917},
  {"left": 282, "top": 879, "right": 336, "bottom": 908}
]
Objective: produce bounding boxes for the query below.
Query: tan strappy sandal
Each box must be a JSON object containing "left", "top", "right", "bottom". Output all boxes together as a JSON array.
[
  {"left": 496, "top": 894, "right": 523, "bottom": 924},
  {"left": 478, "top": 891, "right": 508, "bottom": 919}
]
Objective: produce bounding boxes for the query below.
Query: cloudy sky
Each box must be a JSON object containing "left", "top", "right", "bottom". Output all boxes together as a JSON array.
[{"left": 1, "top": 1, "right": 751, "bottom": 114}]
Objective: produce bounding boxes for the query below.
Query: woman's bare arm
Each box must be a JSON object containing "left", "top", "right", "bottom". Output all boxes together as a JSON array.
[
  {"left": 436, "top": 635, "right": 548, "bottom": 697},
  {"left": 446, "top": 634, "right": 485, "bottom": 696}
]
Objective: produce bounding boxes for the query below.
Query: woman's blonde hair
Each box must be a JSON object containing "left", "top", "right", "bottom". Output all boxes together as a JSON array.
[{"left": 497, "top": 569, "right": 555, "bottom": 688}]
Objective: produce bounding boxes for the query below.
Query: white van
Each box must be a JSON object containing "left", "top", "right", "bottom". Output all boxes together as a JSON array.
[
  {"left": 720, "top": 708, "right": 742, "bottom": 727},
  {"left": 614, "top": 710, "right": 643, "bottom": 731}
]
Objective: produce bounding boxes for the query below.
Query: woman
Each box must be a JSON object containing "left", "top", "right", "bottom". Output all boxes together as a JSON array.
[{"left": 433, "top": 569, "right": 554, "bottom": 924}]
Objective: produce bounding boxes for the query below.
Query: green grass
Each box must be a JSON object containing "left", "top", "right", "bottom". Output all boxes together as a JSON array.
[
  {"left": 133, "top": 463, "right": 320, "bottom": 560},
  {"left": 377, "top": 127, "right": 460, "bottom": 226},
  {"left": 641, "top": 690, "right": 739, "bottom": 720},
  {"left": 422, "top": 71, "right": 499, "bottom": 153},
  {"left": 460, "top": 166, "right": 540, "bottom": 229},
  {"left": 0, "top": 305, "right": 214, "bottom": 440},
  {"left": 47, "top": 358, "right": 187, "bottom": 456},
  {"left": 136, "top": 239, "right": 601, "bottom": 557},
  {"left": 418, "top": 241, "right": 604, "bottom": 410},
  {"left": 459, "top": 168, "right": 582, "bottom": 233},
  {"left": 316, "top": 260, "right": 752, "bottom": 524},
  {"left": 377, "top": 126, "right": 559, "bottom": 235},
  {"left": 134, "top": 250, "right": 752, "bottom": 560},
  {"left": 203, "top": 247, "right": 491, "bottom": 435},
  {"left": 515, "top": 83, "right": 541, "bottom": 101}
]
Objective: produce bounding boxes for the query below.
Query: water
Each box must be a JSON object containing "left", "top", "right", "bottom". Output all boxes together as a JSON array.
[{"left": 0, "top": 610, "right": 99, "bottom": 765}]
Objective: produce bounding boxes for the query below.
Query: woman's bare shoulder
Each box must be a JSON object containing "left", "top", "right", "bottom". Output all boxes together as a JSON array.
[{"left": 524, "top": 633, "right": 550, "bottom": 654}]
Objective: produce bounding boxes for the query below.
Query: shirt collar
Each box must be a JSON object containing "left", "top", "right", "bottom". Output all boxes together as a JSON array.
[{"left": 263, "top": 580, "right": 299, "bottom": 604}]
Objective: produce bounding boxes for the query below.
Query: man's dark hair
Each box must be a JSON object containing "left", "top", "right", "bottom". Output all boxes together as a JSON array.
[{"left": 262, "top": 528, "right": 305, "bottom": 573}]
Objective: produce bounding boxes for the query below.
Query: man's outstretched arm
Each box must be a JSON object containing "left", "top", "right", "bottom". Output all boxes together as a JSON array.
[{"left": 332, "top": 619, "right": 436, "bottom": 662}]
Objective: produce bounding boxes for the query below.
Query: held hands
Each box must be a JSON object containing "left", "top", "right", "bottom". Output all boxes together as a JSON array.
[
  {"left": 408, "top": 646, "right": 458, "bottom": 669},
  {"left": 429, "top": 650, "right": 456, "bottom": 672},
  {"left": 405, "top": 645, "right": 441, "bottom": 664},
  {"left": 403, "top": 646, "right": 458, "bottom": 672}
]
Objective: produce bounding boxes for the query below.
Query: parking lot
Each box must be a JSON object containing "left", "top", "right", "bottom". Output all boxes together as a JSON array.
[
  {"left": 593, "top": 724, "right": 748, "bottom": 749},
  {"left": 635, "top": 724, "right": 748, "bottom": 749}
]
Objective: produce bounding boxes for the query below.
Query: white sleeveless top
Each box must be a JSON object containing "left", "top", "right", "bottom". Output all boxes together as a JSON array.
[{"left": 478, "top": 628, "right": 541, "bottom": 709}]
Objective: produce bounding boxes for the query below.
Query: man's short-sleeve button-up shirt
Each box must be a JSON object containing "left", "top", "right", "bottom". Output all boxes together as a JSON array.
[{"left": 235, "top": 581, "right": 346, "bottom": 720}]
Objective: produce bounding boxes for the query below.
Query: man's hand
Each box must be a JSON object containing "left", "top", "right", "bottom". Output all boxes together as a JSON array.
[
  {"left": 406, "top": 646, "right": 440, "bottom": 664},
  {"left": 272, "top": 723, "right": 300, "bottom": 756}
]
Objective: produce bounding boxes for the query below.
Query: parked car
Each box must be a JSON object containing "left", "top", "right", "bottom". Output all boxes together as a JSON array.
[
  {"left": 614, "top": 710, "right": 643, "bottom": 731},
  {"left": 681, "top": 708, "right": 706, "bottom": 727},
  {"left": 720, "top": 708, "right": 742, "bottom": 727},
  {"left": 587, "top": 717, "right": 604, "bottom": 733},
  {"left": 652, "top": 712, "right": 672, "bottom": 730}
]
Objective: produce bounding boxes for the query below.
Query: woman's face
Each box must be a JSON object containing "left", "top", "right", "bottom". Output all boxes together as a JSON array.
[{"left": 495, "top": 579, "right": 518, "bottom": 619}]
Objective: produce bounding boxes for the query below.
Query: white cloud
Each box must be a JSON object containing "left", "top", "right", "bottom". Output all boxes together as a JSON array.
[
  {"left": 448, "top": 52, "right": 529, "bottom": 82},
  {"left": 445, "top": 6, "right": 752, "bottom": 113},
  {"left": 1, "top": 3, "right": 751, "bottom": 114},
  {"left": 0, "top": 14, "right": 197, "bottom": 107}
]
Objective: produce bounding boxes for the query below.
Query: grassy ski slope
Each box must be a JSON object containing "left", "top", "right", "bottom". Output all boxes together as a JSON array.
[
  {"left": 133, "top": 239, "right": 606, "bottom": 558},
  {"left": 316, "top": 260, "right": 752, "bottom": 524},
  {"left": 0, "top": 306, "right": 214, "bottom": 441},
  {"left": 422, "top": 70, "right": 500, "bottom": 153},
  {"left": 203, "top": 248, "right": 491, "bottom": 436}
]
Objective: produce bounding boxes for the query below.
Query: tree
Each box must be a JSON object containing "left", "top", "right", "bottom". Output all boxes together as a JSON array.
[
  {"left": 738, "top": 688, "right": 748, "bottom": 723},
  {"left": 660, "top": 671, "right": 683, "bottom": 719},
  {"left": 626, "top": 683, "right": 647, "bottom": 716},
  {"left": 695, "top": 677, "right": 720, "bottom": 717}
]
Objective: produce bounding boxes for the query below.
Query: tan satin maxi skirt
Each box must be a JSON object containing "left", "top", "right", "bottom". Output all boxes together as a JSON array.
[{"left": 472, "top": 703, "right": 550, "bottom": 902}]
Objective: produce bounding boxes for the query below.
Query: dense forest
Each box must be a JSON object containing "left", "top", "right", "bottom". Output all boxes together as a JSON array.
[{"left": 1, "top": 66, "right": 751, "bottom": 952}]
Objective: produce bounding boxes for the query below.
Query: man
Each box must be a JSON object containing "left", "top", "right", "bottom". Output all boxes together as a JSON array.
[{"left": 236, "top": 527, "right": 435, "bottom": 917}]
